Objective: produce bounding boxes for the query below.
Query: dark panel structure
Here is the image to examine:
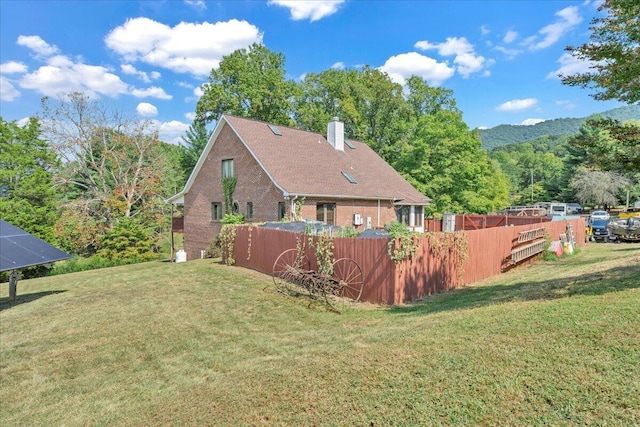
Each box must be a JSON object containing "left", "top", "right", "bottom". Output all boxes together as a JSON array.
[{"left": 0, "top": 219, "right": 71, "bottom": 272}]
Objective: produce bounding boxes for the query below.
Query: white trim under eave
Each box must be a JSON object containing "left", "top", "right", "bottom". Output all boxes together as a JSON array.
[{"left": 288, "top": 193, "right": 429, "bottom": 205}]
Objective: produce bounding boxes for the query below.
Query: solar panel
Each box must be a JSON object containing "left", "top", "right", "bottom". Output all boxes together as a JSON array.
[
  {"left": 268, "top": 124, "right": 282, "bottom": 136},
  {"left": 0, "top": 219, "right": 71, "bottom": 272}
]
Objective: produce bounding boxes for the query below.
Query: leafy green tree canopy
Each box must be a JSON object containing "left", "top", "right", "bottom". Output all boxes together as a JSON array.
[
  {"left": 561, "top": 0, "right": 640, "bottom": 104},
  {"left": 294, "top": 67, "right": 412, "bottom": 161},
  {"left": 396, "top": 110, "right": 509, "bottom": 214},
  {"left": 196, "top": 43, "right": 297, "bottom": 125}
]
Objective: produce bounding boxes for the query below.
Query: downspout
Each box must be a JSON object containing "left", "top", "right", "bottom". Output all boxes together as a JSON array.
[{"left": 377, "top": 199, "right": 380, "bottom": 228}]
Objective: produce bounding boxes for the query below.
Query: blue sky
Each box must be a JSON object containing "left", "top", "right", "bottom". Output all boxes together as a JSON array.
[{"left": 0, "top": 0, "right": 624, "bottom": 144}]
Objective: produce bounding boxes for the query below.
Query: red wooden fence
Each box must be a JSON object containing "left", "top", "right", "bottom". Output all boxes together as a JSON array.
[{"left": 231, "top": 217, "right": 585, "bottom": 305}]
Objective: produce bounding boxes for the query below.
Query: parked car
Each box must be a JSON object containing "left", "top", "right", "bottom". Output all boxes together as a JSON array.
[
  {"left": 590, "top": 210, "right": 610, "bottom": 220},
  {"left": 567, "top": 203, "right": 582, "bottom": 215},
  {"left": 589, "top": 218, "right": 611, "bottom": 242}
]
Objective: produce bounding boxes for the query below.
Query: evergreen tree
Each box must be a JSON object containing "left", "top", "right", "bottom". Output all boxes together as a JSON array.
[
  {"left": 180, "top": 119, "right": 211, "bottom": 178},
  {"left": 0, "top": 117, "right": 59, "bottom": 243}
]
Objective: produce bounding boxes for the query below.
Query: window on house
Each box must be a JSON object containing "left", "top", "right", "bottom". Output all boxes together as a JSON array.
[
  {"left": 316, "top": 203, "right": 336, "bottom": 225},
  {"left": 222, "top": 159, "right": 234, "bottom": 178},
  {"left": 232, "top": 201, "right": 240, "bottom": 214},
  {"left": 211, "top": 202, "right": 223, "bottom": 221},
  {"left": 278, "top": 202, "right": 286, "bottom": 220},
  {"left": 246, "top": 202, "right": 253, "bottom": 219},
  {"left": 414, "top": 206, "right": 423, "bottom": 227},
  {"left": 397, "top": 206, "right": 410, "bottom": 226}
]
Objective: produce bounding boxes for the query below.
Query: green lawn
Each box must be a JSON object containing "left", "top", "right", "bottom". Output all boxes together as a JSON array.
[{"left": 1, "top": 243, "right": 639, "bottom": 426}]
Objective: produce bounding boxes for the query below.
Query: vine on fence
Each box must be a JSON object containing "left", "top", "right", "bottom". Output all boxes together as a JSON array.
[
  {"left": 426, "top": 231, "right": 469, "bottom": 282},
  {"left": 315, "top": 232, "right": 334, "bottom": 277},
  {"left": 386, "top": 220, "right": 420, "bottom": 264},
  {"left": 219, "top": 224, "right": 237, "bottom": 265},
  {"left": 293, "top": 197, "right": 305, "bottom": 220},
  {"left": 246, "top": 226, "right": 253, "bottom": 260}
]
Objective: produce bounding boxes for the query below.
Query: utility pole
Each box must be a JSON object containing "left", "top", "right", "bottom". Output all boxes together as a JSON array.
[{"left": 531, "top": 169, "right": 534, "bottom": 204}]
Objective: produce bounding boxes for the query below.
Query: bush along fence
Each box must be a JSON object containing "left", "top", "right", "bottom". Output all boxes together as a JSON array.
[{"left": 227, "top": 218, "right": 585, "bottom": 305}]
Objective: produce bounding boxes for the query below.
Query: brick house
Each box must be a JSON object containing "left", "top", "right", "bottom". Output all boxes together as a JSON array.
[{"left": 168, "top": 115, "right": 430, "bottom": 260}]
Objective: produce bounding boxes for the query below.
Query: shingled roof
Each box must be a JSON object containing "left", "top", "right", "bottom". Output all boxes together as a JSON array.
[{"left": 171, "top": 115, "right": 430, "bottom": 205}]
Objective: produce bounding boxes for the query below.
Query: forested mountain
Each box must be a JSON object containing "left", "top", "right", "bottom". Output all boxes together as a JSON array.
[{"left": 479, "top": 105, "right": 640, "bottom": 150}]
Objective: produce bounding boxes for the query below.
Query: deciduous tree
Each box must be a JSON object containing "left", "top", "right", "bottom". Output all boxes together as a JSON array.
[
  {"left": 396, "top": 110, "right": 509, "bottom": 214},
  {"left": 294, "top": 67, "right": 412, "bottom": 161},
  {"left": 561, "top": 0, "right": 640, "bottom": 104},
  {"left": 569, "top": 168, "right": 631, "bottom": 208},
  {"left": 40, "top": 92, "right": 167, "bottom": 231},
  {"left": 196, "top": 43, "right": 297, "bottom": 125}
]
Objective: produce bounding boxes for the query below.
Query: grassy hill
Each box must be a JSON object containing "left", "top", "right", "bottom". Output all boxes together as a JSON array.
[
  {"left": 2, "top": 244, "right": 639, "bottom": 425},
  {"left": 480, "top": 105, "right": 640, "bottom": 150}
]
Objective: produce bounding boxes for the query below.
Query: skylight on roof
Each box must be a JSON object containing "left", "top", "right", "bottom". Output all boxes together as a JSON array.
[
  {"left": 342, "top": 171, "right": 357, "bottom": 184},
  {"left": 268, "top": 124, "right": 282, "bottom": 136},
  {"left": 344, "top": 140, "right": 355, "bottom": 149}
]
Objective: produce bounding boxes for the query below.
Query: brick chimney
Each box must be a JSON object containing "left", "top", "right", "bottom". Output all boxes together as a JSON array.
[{"left": 327, "top": 117, "right": 344, "bottom": 151}]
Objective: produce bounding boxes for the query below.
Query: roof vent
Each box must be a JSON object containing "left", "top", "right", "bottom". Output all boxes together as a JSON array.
[{"left": 327, "top": 117, "right": 344, "bottom": 151}]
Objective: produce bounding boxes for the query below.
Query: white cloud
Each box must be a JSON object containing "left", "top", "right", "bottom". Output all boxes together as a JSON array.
[
  {"left": 193, "top": 86, "right": 204, "bottom": 97},
  {"left": 496, "top": 98, "right": 538, "bottom": 112},
  {"left": 415, "top": 37, "right": 489, "bottom": 78},
  {"left": 20, "top": 62, "right": 129, "bottom": 98},
  {"left": 136, "top": 102, "right": 158, "bottom": 117},
  {"left": 151, "top": 119, "right": 190, "bottom": 144},
  {"left": 105, "top": 17, "right": 262, "bottom": 76},
  {"left": 379, "top": 52, "right": 454, "bottom": 86},
  {"left": 0, "top": 61, "right": 28, "bottom": 74},
  {"left": 121, "top": 63, "right": 160, "bottom": 83},
  {"left": 184, "top": 0, "right": 206, "bottom": 10},
  {"left": 130, "top": 86, "right": 172, "bottom": 100},
  {"left": 494, "top": 45, "right": 522, "bottom": 60},
  {"left": 16, "top": 35, "right": 59, "bottom": 57},
  {"left": 185, "top": 112, "right": 197, "bottom": 121},
  {"left": 16, "top": 117, "right": 31, "bottom": 127},
  {"left": 331, "top": 62, "right": 345, "bottom": 70},
  {"left": 521, "top": 118, "right": 545, "bottom": 126},
  {"left": 268, "top": 0, "right": 344, "bottom": 22},
  {"left": 480, "top": 25, "right": 490, "bottom": 36},
  {"left": 503, "top": 30, "right": 518, "bottom": 44},
  {"left": 13, "top": 36, "right": 172, "bottom": 101},
  {"left": 525, "top": 6, "right": 582, "bottom": 51},
  {"left": 0, "top": 76, "right": 21, "bottom": 101},
  {"left": 547, "top": 52, "right": 595, "bottom": 79},
  {"left": 556, "top": 99, "right": 577, "bottom": 109}
]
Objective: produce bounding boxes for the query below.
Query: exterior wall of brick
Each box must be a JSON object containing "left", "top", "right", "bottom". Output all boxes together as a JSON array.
[
  {"left": 296, "top": 198, "right": 398, "bottom": 230},
  {"left": 183, "top": 123, "right": 285, "bottom": 260}
]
